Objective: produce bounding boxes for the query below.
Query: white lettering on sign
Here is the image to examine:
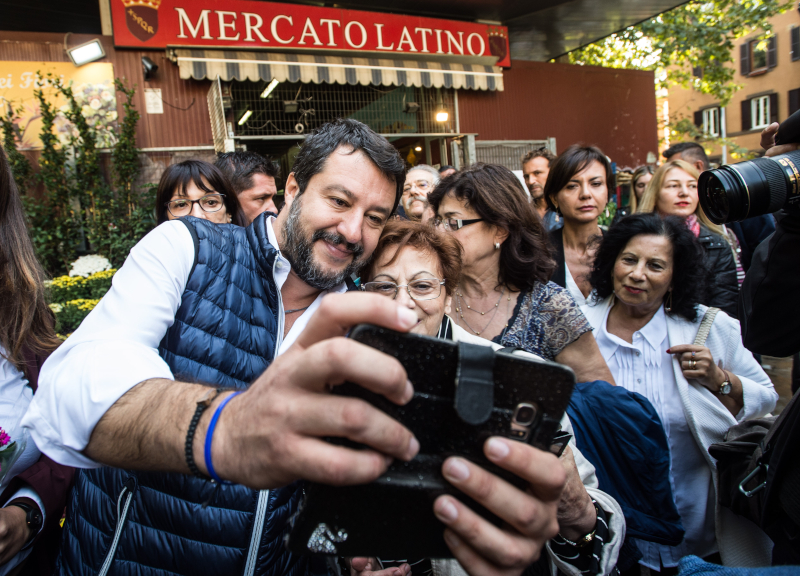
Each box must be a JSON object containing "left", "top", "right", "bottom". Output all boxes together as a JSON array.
[
  {"left": 397, "top": 26, "right": 417, "bottom": 52},
  {"left": 374, "top": 24, "right": 394, "bottom": 50},
  {"left": 344, "top": 21, "right": 367, "bottom": 49},
  {"left": 414, "top": 28, "right": 432, "bottom": 53},
  {"left": 271, "top": 15, "right": 294, "bottom": 44},
  {"left": 175, "top": 8, "right": 212, "bottom": 39},
  {"left": 298, "top": 18, "right": 323, "bottom": 45},
  {"left": 319, "top": 19, "right": 341, "bottom": 46},
  {"left": 144, "top": 88, "right": 164, "bottom": 114},
  {"left": 217, "top": 11, "right": 240, "bottom": 41},
  {"left": 434, "top": 29, "right": 444, "bottom": 54},
  {"left": 444, "top": 30, "right": 463, "bottom": 55},
  {"left": 466, "top": 32, "right": 485, "bottom": 56},
  {"left": 242, "top": 12, "right": 268, "bottom": 42}
]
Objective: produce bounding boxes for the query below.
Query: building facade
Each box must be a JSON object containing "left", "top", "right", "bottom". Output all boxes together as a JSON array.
[
  {"left": 665, "top": 5, "right": 800, "bottom": 164},
  {"left": 1, "top": 0, "right": 658, "bottom": 190}
]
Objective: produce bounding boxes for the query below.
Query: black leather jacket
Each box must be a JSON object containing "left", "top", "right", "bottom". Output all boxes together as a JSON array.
[{"left": 698, "top": 224, "right": 739, "bottom": 318}]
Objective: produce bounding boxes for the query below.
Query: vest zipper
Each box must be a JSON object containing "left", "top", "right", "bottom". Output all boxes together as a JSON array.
[
  {"left": 98, "top": 477, "right": 137, "bottom": 576},
  {"left": 242, "top": 257, "right": 286, "bottom": 576},
  {"left": 243, "top": 490, "right": 271, "bottom": 576}
]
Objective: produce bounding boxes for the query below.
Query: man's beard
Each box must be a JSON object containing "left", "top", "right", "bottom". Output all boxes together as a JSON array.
[{"left": 281, "top": 195, "right": 368, "bottom": 290}]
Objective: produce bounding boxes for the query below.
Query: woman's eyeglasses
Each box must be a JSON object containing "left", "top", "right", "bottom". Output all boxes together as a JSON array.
[
  {"left": 361, "top": 278, "right": 445, "bottom": 301},
  {"left": 433, "top": 217, "right": 484, "bottom": 231},
  {"left": 166, "top": 194, "right": 226, "bottom": 218}
]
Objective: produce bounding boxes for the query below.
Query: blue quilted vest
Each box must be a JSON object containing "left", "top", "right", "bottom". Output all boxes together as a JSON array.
[{"left": 58, "top": 216, "right": 309, "bottom": 576}]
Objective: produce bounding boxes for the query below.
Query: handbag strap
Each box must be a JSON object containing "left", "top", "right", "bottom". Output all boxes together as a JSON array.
[{"left": 693, "top": 307, "right": 720, "bottom": 346}]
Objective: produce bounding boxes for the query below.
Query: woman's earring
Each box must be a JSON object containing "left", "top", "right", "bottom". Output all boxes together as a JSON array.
[
  {"left": 665, "top": 291, "right": 673, "bottom": 313},
  {"left": 228, "top": 214, "right": 232, "bottom": 223},
  {"left": 494, "top": 242, "right": 500, "bottom": 250}
]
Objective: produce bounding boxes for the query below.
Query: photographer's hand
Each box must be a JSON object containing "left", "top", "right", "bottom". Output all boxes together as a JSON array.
[
  {"left": 434, "top": 437, "right": 565, "bottom": 576},
  {"left": 349, "top": 558, "right": 410, "bottom": 576},
  {"left": 761, "top": 122, "right": 799, "bottom": 157}
]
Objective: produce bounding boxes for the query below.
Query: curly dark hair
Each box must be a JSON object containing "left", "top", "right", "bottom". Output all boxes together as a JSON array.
[
  {"left": 589, "top": 213, "right": 707, "bottom": 321},
  {"left": 428, "top": 163, "right": 554, "bottom": 292}
]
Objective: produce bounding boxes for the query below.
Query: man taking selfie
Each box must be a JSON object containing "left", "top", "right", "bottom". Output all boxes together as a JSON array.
[{"left": 23, "top": 120, "right": 615, "bottom": 576}]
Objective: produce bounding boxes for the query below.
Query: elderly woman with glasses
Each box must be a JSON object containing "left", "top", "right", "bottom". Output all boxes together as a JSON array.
[
  {"left": 426, "top": 163, "right": 614, "bottom": 384},
  {"left": 357, "top": 218, "right": 624, "bottom": 576},
  {"left": 156, "top": 160, "right": 245, "bottom": 226}
]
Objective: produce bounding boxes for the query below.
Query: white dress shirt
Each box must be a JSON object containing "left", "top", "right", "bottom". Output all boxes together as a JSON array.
[
  {"left": 594, "top": 302, "right": 717, "bottom": 569},
  {"left": 0, "top": 352, "right": 46, "bottom": 575},
  {"left": 23, "top": 218, "right": 347, "bottom": 468}
]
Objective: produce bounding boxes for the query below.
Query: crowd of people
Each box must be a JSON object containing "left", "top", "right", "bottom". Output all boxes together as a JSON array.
[{"left": 0, "top": 117, "right": 794, "bottom": 576}]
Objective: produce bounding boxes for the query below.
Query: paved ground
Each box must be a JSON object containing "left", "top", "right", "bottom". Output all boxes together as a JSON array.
[{"left": 763, "top": 356, "right": 794, "bottom": 414}]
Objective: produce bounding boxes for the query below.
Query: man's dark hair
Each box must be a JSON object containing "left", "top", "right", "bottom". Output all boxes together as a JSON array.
[
  {"left": 156, "top": 160, "right": 244, "bottom": 226},
  {"left": 438, "top": 165, "right": 455, "bottom": 174},
  {"left": 662, "top": 142, "right": 710, "bottom": 170},
  {"left": 428, "top": 163, "right": 555, "bottom": 291},
  {"left": 521, "top": 148, "right": 556, "bottom": 166},
  {"left": 543, "top": 144, "right": 614, "bottom": 211},
  {"left": 590, "top": 213, "right": 707, "bottom": 321},
  {"left": 215, "top": 151, "right": 279, "bottom": 196},
  {"left": 292, "top": 119, "right": 406, "bottom": 211}
]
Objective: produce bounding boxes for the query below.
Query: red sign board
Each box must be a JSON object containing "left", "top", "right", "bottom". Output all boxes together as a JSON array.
[{"left": 112, "top": 0, "right": 510, "bottom": 67}]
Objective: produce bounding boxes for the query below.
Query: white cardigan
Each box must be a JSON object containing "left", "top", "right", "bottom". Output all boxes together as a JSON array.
[
  {"left": 581, "top": 298, "right": 778, "bottom": 567},
  {"left": 431, "top": 319, "right": 624, "bottom": 576}
]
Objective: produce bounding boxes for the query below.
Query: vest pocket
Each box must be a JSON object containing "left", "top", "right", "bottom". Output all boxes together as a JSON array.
[{"left": 98, "top": 476, "right": 138, "bottom": 576}]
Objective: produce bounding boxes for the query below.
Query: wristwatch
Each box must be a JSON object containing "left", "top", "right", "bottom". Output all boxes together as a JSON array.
[
  {"left": 718, "top": 370, "right": 732, "bottom": 396},
  {"left": 7, "top": 501, "right": 43, "bottom": 538}
]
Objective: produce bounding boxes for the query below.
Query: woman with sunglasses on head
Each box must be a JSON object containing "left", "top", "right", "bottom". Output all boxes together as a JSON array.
[
  {"left": 356, "top": 218, "right": 624, "bottom": 576},
  {"left": 427, "top": 163, "right": 614, "bottom": 384},
  {"left": 156, "top": 160, "right": 245, "bottom": 226}
]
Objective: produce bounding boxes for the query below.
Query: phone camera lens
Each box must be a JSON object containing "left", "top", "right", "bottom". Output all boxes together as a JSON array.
[{"left": 513, "top": 403, "right": 537, "bottom": 426}]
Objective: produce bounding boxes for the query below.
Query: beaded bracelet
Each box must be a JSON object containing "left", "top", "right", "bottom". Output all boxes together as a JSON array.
[{"left": 185, "top": 388, "right": 224, "bottom": 481}]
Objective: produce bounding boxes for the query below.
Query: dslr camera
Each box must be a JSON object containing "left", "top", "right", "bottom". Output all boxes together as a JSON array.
[{"left": 699, "top": 110, "right": 800, "bottom": 223}]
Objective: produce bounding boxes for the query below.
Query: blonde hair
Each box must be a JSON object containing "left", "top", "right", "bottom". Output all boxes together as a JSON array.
[
  {"left": 636, "top": 159, "right": 724, "bottom": 236},
  {"left": 629, "top": 165, "right": 654, "bottom": 213}
]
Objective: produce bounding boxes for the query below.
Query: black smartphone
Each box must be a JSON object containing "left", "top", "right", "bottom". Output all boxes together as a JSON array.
[{"left": 285, "top": 324, "right": 575, "bottom": 559}]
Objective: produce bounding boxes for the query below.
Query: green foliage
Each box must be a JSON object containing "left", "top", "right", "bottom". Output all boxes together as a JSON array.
[
  {"left": 9, "top": 75, "right": 154, "bottom": 275},
  {"left": 0, "top": 104, "right": 34, "bottom": 193},
  {"left": 670, "top": 117, "right": 759, "bottom": 161},
  {"left": 570, "top": 0, "right": 793, "bottom": 106},
  {"left": 27, "top": 86, "right": 82, "bottom": 275},
  {"left": 598, "top": 201, "right": 617, "bottom": 228}
]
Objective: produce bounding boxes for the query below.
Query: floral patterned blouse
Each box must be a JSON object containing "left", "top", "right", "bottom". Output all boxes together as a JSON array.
[{"left": 492, "top": 280, "right": 591, "bottom": 360}]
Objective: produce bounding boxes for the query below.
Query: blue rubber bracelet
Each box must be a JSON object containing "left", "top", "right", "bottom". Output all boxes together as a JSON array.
[{"left": 204, "top": 391, "right": 242, "bottom": 484}]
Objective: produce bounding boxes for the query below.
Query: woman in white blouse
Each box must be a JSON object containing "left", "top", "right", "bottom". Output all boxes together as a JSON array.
[
  {"left": 581, "top": 213, "right": 777, "bottom": 572},
  {"left": 0, "top": 150, "right": 71, "bottom": 573}
]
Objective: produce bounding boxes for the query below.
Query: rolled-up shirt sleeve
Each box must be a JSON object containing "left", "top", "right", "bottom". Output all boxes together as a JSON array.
[{"left": 22, "top": 221, "right": 195, "bottom": 468}]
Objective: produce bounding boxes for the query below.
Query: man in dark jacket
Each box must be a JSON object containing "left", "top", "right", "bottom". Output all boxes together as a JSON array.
[{"left": 26, "top": 120, "right": 571, "bottom": 576}]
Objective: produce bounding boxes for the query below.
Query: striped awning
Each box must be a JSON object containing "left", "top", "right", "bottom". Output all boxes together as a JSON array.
[{"left": 175, "top": 49, "right": 503, "bottom": 91}]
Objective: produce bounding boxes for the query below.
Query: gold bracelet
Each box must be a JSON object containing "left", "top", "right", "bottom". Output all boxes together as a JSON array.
[{"left": 557, "top": 500, "right": 600, "bottom": 548}]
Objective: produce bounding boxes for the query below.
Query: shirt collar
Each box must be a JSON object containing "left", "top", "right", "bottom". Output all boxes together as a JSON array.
[{"left": 597, "top": 299, "right": 668, "bottom": 357}]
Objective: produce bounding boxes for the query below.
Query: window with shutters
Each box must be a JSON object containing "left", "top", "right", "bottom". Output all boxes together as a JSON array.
[
  {"left": 741, "top": 37, "right": 777, "bottom": 76},
  {"left": 702, "top": 107, "right": 721, "bottom": 137},
  {"left": 789, "top": 88, "right": 800, "bottom": 117},
  {"left": 792, "top": 27, "right": 800, "bottom": 62},
  {"left": 751, "top": 96, "right": 771, "bottom": 129}
]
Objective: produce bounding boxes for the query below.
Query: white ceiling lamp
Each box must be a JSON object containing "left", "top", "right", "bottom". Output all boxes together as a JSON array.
[
  {"left": 66, "top": 39, "right": 106, "bottom": 66},
  {"left": 238, "top": 110, "right": 253, "bottom": 125},
  {"left": 260, "top": 78, "right": 279, "bottom": 99}
]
